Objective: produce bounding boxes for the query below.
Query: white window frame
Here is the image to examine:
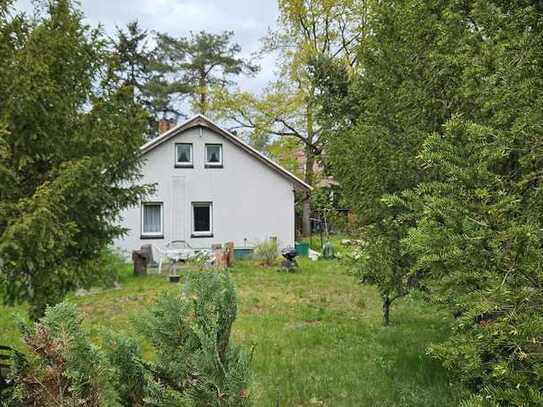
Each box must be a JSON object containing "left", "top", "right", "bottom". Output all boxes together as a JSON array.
[
  {"left": 175, "top": 143, "right": 193, "bottom": 167},
  {"left": 191, "top": 202, "right": 213, "bottom": 237},
  {"left": 141, "top": 202, "right": 163, "bottom": 238},
  {"left": 205, "top": 144, "right": 223, "bottom": 167}
]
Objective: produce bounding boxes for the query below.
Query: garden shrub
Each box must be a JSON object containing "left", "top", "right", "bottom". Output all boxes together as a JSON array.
[
  {"left": 253, "top": 239, "right": 279, "bottom": 266},
  {"left": 103, "top": 333, "right": 148, "bottom": 407},
  {"left": 8, "top": 269, "right": 251, "bottom": 406},
  {"left": 135, "top": 269, "right": 251, "bottom": 406},
  {"left": 9, "top": 302, "right": 120, "bottom": 406}
]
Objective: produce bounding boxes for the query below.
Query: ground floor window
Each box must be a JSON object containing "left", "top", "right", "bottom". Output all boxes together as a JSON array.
[
  {"left": 192, "top": 202, "right": 213, "bottom": 237},
  {"left": 141, "top": 202, "right": 163, "bottom": 238}
]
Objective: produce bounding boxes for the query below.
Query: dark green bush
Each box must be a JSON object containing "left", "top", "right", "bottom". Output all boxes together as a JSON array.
[
  {"left": 136, "top": 269, "right": 251, "bottom": 406},
  {"left": 401, "top": 119, "right": 543, "bottom": 406},
  {"left": 8, "top": 270, "right": 251, "bottom": 406},
  {"left": 10, "top": 302, "right": 119, "bottom": 406}
]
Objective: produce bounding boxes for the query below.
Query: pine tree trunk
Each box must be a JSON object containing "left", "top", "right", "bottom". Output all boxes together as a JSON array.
[{"left": 199, "top": 73, "right": 208, "bottom": 116}]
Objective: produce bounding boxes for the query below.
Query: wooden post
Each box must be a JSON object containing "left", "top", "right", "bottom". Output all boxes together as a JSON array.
[
  {"left": 132, "top": 250, "right": 147, "bottom": 277},
  {"left": 214, "top": 248, "right": 227, "bottom": 268},
  {"left": 225, "top": 241, "right": 234, "bottom": 267}
]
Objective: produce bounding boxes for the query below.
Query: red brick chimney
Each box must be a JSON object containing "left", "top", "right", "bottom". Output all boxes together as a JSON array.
[{"left": 159, "top": 118, "right": 176, "bottom": 135}]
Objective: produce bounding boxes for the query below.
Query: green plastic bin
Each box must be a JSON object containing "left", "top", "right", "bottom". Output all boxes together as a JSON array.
[
  {"left": 234, "top": 248, "right": 254, "bottom": 260},
  {"left": 295, "top": 242, "right": 309, "bottom": 257}
]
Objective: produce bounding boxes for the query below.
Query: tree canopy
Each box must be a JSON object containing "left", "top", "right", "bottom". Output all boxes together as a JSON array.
[
  {"left": 0, "top": 0, "right": 150, "bottom": 319},
  {"left": 153, "top": 30, "right": 259, "bottom": 117},
  {"left": 314, "top": 0, "right": 543, "bottom": 403}
]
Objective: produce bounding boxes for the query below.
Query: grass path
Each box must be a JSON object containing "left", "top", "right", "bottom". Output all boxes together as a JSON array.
[{"left": 0, "top": 259, "right": 464, "bottom": 406}]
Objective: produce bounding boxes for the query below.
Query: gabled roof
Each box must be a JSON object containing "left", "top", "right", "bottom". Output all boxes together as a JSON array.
[{"left": 140, "top": 114, "right": 312, "bottom": 192}]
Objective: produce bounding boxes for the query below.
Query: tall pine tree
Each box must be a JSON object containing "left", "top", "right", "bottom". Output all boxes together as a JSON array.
[{"left": 152, "top": 31, "right": 259, "bottom": 117}]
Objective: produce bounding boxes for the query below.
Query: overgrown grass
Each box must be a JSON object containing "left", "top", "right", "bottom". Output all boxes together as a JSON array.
[{"left": 0, "top": 259, "right": 465, "bottom": 406}]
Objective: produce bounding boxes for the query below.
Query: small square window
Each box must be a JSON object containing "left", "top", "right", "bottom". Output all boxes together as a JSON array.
[
  {"left": 142, "top": 202, "right": 163, "bottom": 238},
  {"left": 192, "top": 202, "right": 213, "bottom": 237},
  {"left": 205, "top": 144, "right": 222, "bottom": 167},
  {"left": 175, "top": 143, "right": 193, "bottom": 167}
]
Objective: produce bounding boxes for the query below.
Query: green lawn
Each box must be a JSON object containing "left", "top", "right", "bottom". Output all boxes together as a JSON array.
[{"left": 0, "top": 259, "right": 465, "bottom": 406}]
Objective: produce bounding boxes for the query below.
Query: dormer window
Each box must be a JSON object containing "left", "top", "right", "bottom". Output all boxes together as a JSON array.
[
  {"left": 205, "top": 144, "right": 223, "bottom": 168},
  {"left": 175, "top": 143, "right": 193, "bottom": 167}
]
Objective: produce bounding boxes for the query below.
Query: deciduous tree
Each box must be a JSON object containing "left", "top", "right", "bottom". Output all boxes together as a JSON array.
[{"left": 218, "top": 0, "right": 366, "bottom": 236}]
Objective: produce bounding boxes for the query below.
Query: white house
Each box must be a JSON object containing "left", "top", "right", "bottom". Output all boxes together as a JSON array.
[{"left": 114, "top": 114, "right": 311, "bottom": 255}]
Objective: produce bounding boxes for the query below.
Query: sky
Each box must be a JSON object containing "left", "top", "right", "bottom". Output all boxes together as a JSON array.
[{"left": 14, "top": 0, "right": 280, "bottom": 95}]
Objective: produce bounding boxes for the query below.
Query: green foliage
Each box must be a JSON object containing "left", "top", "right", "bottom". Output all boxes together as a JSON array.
[
  {"left": 111, "top": 20, "right": 164, "bottom": 137},
  {"left": 264, "top": 137, "right": 303, "bottom": 176},
  {"left": 311, "top": 186, "right": 349, "bottom": 235},
  {"left": 152, "top": 31, "right": 259, "bottom": 117},
  {"left": 112, "top": 20, "right": 152, "bottom": 96},
  {"left": 103, "top": 332, "right": 149, "bottom": 407},
  {"left": 8, "top": 270, "right": 251, "bottom": 406},
  {"left": 312, "top": 0, "right": 461, "bottom": 325},
  {"left": 1, "top": 260, "right": 465, "bottom": 406},
  {"left": 112, "top": 26, "right": 259, "bottom": 125},
  {"left": 253, "top": 240, "right": 279, "bottom": 267},
  {"left": 135, "top": 269, "right": 251, "bottom": 406},
  {"left": 315, "top": 0, "right": 543, "bottom": 403},
  {"left": 344, "top": 220, "right": 415, "bottom": 326},
  {"left": 400, "top": 118, "right": 543, "bottom": 405},
  {"left": 10, "top": 302, "right": 120, "bottom": 406},
  {"left": 216, "top": 0, "right": 366, "bottom": 236},
  {"left": 87, "top": 247, "right": 129, "bottom": 288},
  {"left": 0, "top": 0, "right": 151, "bottom": 319},
  {"left": 401, "top": 2, "right": 543, "bottom": 403}
]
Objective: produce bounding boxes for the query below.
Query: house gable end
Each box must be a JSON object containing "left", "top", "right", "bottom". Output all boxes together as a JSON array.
[{"left": 140, "top": 115, "right": 311, "bottom": 192}]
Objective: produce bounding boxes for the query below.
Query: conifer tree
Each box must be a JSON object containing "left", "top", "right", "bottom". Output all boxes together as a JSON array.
[
  {"left": 0, "top": 0, "right": 150, "bottom": 319},
  {"left": 152, "top": 31, "right": 259, "bottom": 117},
  {"left": 10, "top": 302, "right": 120, "bottom": 406},
  {"left": 10, "top": 270, "right": 251, "bottom": 406},
  {"left": 312, "top": 0, "right": 466, "bottom": 324},
  {"left": 136, "top": 269, "right": 251, "bottom": 406},
  {"left": 397, "top": 2, "right": 543, "bottom": 402},
  {"left": 400, "top": 118, "right": 543, "bottom": 405},
  {"left": 112, "top": 20, "right": 152, "bottom": 100},
  {"left": 111, "top": 20, "right": 176, "bottom": 136},
  {"left": 316, "top": 0, "right": 543, "bottom": 402}
]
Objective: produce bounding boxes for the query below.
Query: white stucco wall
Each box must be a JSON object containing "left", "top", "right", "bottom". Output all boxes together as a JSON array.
[{"left": 113, "top": 126, "right": 296, "bottom": 255}]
